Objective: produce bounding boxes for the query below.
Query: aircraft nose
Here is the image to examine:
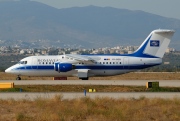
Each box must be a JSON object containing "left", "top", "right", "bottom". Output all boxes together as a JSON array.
[
  {"left": 5, "top": 66, "right": 20, "bottom": 75},
  {"left": 5, "top": 68, "right": 11, "bottom": 73}
]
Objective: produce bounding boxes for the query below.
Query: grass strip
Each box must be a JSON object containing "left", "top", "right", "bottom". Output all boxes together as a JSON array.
[{"left": 0, "top": 85, "right": 180, "bottom": 92}]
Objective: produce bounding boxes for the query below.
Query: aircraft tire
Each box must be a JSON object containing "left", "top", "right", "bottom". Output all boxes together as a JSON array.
[
  {"left": 16, "top": 77, "right": 21, "bottom": 80},
  {"left": 81, "top": 77, "right": 89, "bottom": 80}
]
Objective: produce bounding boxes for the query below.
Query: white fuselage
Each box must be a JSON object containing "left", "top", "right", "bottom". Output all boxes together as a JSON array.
[
  {"left": 5, "top": 29, "right": 175, "bottom": 79},
  {"left": 5, "top": 55, "right": 162, "bottom": 77}
]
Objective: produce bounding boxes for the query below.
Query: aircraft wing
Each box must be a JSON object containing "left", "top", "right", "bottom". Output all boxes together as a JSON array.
[{"left": 65, "top": 54, "right": 100, "bottom": 64}]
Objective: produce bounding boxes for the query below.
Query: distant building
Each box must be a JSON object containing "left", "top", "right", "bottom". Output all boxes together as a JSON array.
[
  {"left": 27, "top": 49, "right": 33, "bottom": 54},
  {"left": 109, "top": 49, "right": 115, "bottom": 54},
  {"left": 128, "top": 51, "right": 133, "bottom": 54},
  {"left": 20, "top": 50, "right": 25, "bottom": 54},
  {"left": 164, "top": 62, "right": 170, "bottom": 65},
  {"left": 35, "top": 53, "right": 40, "bottom": 56},
  {"left": 166, "top": 48, "right": 170, "bottom": 53},
  {"left": 120, "top": 51, "right": 125, "bottom": 54},
  {"left": 70, "top": 51, "right": 79, "bottom": 54},
  {"left": 41, "top": 50, "right": 47, "bottom": 55},
  {"left": 58, "top": 51, "right": 65, "bottom": 55}
]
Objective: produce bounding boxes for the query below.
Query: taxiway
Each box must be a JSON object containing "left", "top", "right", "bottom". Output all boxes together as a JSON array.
[
  {"left": 0, "top": 80, "right": 180, "bottom": 87},
  {"left": 0, "top": 92, "right": 180, "bottom": 100},
  {"left": 0, "top": 80, "right": 179, "bottom": 100}
]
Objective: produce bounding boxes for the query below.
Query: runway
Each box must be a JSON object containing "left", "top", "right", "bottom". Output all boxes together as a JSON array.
[
  {"left": 0, "top": 80, "right": 180, "bottom": 87},
  {"left": 0, "top": 92, "right": 180, "bottom": 100},
  {"left": 0, "top": 80, "right": 179, "bottom": 100}
]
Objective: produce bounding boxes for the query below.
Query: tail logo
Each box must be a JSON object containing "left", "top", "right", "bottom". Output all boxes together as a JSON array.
[{"left": 150, "top": 40, "right": 160, "bottom": 47}]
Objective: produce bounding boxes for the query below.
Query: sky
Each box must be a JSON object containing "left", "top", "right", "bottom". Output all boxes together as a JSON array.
[{"left": 32, "top": 0, "right": 180, "bottom": 20}]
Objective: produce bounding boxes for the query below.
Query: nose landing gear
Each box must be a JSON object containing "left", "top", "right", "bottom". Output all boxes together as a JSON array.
[{"left": 16, "top": 76, "right": 21, "bottom": 80}]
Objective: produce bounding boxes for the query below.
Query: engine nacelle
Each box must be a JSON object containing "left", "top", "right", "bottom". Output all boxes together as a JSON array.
[{"left": 54, "top": 63, "right": 73, "bottom": 72}]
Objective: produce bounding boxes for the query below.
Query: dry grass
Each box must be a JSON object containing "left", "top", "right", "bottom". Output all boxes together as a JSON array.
[
  {"left": 0, "top": 85, "right": 147, "bottom": 92},
  {"left": 0, "top": 85, "right": 178, "bottom": 92},
  {"left": 1, "top": 72, "right": 180, "bottom": 80},
  {"left": 1, "top": 72, "right": 179, "bottom": 120},
  {"left": 0, "top": 96, "right": 180, "bottom": 121}
]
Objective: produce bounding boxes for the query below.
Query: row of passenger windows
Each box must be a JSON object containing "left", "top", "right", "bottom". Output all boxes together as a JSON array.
[
  {"left": 38, "top": 62, "right": 122, "bottom": 65},
  {"left": 39, "top": 62, "right": 55, "bottom": 65},
  {"left": 95, "top": 62, "right": 122, "bottom": 65}
]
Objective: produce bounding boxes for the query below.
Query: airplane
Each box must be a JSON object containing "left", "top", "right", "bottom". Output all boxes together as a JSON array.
[{"left": 5, "top": 29, "right": 175, "bottom": 80}]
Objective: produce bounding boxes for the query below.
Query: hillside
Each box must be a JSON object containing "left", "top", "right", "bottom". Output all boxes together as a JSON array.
[{"left": 0, "top": 1, "right": 180, "bottom": 48}]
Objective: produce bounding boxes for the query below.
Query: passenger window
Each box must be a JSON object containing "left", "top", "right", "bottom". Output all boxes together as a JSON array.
[
  {"left": 116, "top": 62, "right": 118, "bottom": 64},
  {"left": 103, "top": 62, "right": 105, "bottom": 64},
  {"left": 110, "top": 62, "right": 111, "bottom": 64},
  {"left": 25, "top": 61, "right": 27, "bottom": 64},
  {"left": 43, "top": 62, "right": 44, "bottom": 64},
  {"left": 120, "top": 62, "right": 121, "bottom": 64},
  {"left": 100, "top": 62, "right": 101, "bottom": 64},
  {"left": 49, "top": 62, "right": 51, "bottom": 64},
  {"left": 113, "top": 62, "right": 115, "bottom": 64},
  {"left": 106, "top": 62, "right": 108, "bottom": 64}
]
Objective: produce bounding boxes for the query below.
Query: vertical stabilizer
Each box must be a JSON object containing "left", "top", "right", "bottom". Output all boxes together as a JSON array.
[{"left": 133, "top": 29, "right": 175, "bottom": 58}]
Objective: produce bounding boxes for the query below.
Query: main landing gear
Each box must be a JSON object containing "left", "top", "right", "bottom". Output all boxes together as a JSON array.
[
  {"left": 80, "top": 77, "right": 89, "bottom": 80},
  {"left": 16, "top": 76, "right": 21, "bottom": 80}
]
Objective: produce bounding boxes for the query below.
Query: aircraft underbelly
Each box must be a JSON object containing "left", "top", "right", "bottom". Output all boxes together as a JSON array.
[
  {"left": 89, "top": 69, "right": 135, "bottom": 76},
  {"left": 19, "top": 69, "right": 135, "bottom": 77},
  {"left": 20, "top": 70, "right": 77, "bottom": 77}
]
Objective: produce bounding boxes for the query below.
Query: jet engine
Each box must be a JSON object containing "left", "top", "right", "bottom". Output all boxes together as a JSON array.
[{"left": 54, "top": 62, "right": 74, "bottom": 72}]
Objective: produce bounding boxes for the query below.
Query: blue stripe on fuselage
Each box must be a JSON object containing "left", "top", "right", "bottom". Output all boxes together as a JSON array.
[{"left": 14, "top": 64, "right": 160, "bottom": 70}]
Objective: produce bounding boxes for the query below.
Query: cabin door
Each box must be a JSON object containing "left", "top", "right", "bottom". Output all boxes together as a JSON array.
[
  {"left": 123, "top": 58, "right": 129, "bottom": 69},
  {"left": 32, "top": 58, "right": 38, "bottom": 69}
]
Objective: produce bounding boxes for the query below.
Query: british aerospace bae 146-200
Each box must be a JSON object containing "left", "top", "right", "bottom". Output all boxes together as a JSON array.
[{"left": 5, "top": 29, "right": 175, "bottom": 80}]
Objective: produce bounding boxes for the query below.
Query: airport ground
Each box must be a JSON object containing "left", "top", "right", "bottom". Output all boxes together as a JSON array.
[
  {"left": 1, "top": 72, "right": 180, "bottom": 120},
  {"left": 1, "top": 72, "right": 180, "bottom": 80},
  {"left": 1, "top": 72, "right": 180, "bottom": 92},
  {"left": 1, "top": 85, "right": 180, "bottom": 92},
  {"left": 0, "top": 96, "right": 180, "bottom": 121}
]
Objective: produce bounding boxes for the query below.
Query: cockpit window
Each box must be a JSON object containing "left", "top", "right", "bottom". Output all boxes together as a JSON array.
[{"left": 18, "top": 61, "right": 27, "bottom": 64}]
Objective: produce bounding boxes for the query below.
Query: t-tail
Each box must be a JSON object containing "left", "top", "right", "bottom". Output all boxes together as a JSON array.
[{"left": 131, "top": 29, "right": 175, "bottom": 58}]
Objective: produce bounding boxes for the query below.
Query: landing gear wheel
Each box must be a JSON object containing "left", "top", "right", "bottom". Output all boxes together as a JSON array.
[
  {"left": 16, "top": 77, "right": 21, "bottom": 80},
  {"left": 81, "top": 77, "right": 89, "bottom": 80}
]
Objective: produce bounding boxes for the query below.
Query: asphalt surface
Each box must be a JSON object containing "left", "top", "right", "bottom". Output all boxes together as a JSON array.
[
  {"left": 0, "top": 80, "right": 180, "bottom": 87},
  {"left": 0, "top": 80, "right": 180, "bottom": 100},
  {"left": 0, "top": 92, "right": 180, "bottom": 100}
]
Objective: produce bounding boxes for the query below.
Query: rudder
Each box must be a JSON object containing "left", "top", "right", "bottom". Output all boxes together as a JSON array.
[{"left": 133, "top": 29, "right": 175, "bottom": 58}]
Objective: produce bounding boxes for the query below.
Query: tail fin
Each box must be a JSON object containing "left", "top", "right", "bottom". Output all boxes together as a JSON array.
[{"left": 132, "top": 29, "right": 175, "bottom": 58}]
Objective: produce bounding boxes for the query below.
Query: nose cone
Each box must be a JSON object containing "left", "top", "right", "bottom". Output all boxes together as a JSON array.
[
  {"left": 5, "top": 68, "right": 11, "bottom": 73},
  {"left": 5, "top": 66, "right": 16, "bottom": 74},
  {"left": 5, "top": 65, "right": 20, "bottom": 75}
]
